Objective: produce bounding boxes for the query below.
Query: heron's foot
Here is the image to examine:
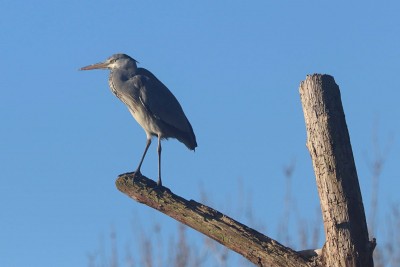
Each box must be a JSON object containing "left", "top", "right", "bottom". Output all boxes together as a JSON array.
[
  {"left": 149, "top": 180, "right": 171, "bottom": 195},
  {"left": 133, "top": 170, "right": 142, "bottom": 179},
  {"left": 118, "top": 170, "right": 142, "bottom": 183},
  {"left": 118, "top": 171, "right": 135, "bottom": 178},
  {"left": 148, "top": 179, "right": 162, "bottom": 193}
]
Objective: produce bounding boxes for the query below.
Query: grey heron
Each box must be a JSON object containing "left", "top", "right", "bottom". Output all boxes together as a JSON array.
[{"left": 80, "top": 53, "right": 197, "bottom": 186}]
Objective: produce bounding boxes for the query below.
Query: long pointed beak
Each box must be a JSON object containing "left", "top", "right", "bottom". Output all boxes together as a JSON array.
[{"left": 79, "top": 61, "right": 109, "bottom": 71}]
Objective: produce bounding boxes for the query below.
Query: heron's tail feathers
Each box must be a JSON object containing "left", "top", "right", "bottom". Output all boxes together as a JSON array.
[{"left": 175, "top": 120, "right": 197, "bottom": 151}]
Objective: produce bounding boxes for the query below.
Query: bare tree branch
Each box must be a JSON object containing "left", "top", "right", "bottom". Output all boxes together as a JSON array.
[{"left": 116, "top": 173, "right": 311, "bottom": 267}]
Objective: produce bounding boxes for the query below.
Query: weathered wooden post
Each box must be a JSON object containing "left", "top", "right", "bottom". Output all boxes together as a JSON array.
[{"left": 299, "top": 74, "right": 374, "bottom": 267}]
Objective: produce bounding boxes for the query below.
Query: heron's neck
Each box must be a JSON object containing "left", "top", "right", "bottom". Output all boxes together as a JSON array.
[{"left": 109, "top": 68, "right": 136, "bottom": 98}]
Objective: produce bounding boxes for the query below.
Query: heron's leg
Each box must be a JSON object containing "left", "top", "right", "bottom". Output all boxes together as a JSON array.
[
  {"left": 157, "top": 136, "right": 162, "bottom": 187},
  {"left": 135, "top": 138, "right": 152, "bottom": 176}
]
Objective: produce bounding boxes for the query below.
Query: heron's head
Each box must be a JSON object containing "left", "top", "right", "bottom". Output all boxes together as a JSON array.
[{"left": 80, "top": 53, "right": 138, "bottom": 71}]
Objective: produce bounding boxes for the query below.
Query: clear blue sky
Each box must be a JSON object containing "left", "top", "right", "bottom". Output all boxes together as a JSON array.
[{"left": 1, "top": 1, "right": 399, "bottom": 266}]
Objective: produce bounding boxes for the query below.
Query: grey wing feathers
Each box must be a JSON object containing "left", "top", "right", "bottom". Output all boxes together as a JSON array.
[{"left": 132, "top": 68, "right": 197, "bottom": 149}]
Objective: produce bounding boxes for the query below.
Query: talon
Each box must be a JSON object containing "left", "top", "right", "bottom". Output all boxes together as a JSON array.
[{"left": 133, "top": 170, "right": 142, "bottom": 178}]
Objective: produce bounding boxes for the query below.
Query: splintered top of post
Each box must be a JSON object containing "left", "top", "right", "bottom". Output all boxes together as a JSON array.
[
  {"left": 299, "top": 74, "right": 342, "bottom": 119},
  {"left": 306, "top": 73, "right": 333, "bottom": 79},
  {"left": 300, "top": 74, "right": 335, "bottom": 91}
]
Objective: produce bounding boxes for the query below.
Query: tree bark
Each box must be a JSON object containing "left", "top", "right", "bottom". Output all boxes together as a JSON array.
[
  {"left": 116, "top": 173, "right": 312, "bottom": 267},
  {"left": 299, "top": 74, "right": 374, "bottom": 267}
]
